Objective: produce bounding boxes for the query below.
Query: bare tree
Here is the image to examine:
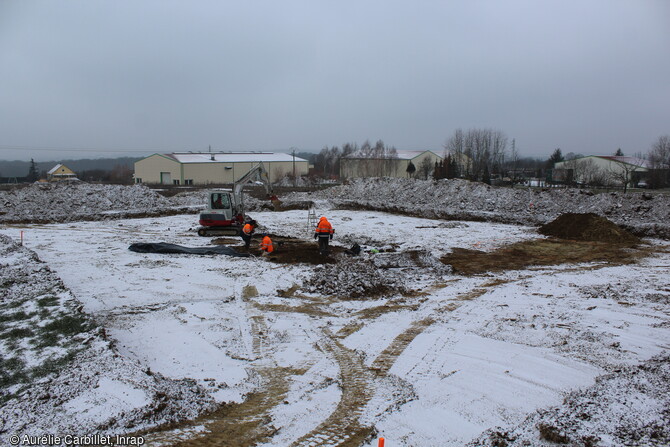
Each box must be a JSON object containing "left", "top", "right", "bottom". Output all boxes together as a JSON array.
[
  {"left": 508, "top": 139, "right": 520, "bottom": 183},
  {"left": 564, "top": 158, "right": 605, "bottom": 187},
  {"left": 350, "top": 139, "right": 398, "bottom": 177},
  {"left": 444, "top": 129, "right": 467, "bottom": 177},
  {"left": 109, "top": 164, "right": 134, "bottom": 184},
  {"left": 444, "top": 128, "right": 508, "bottom": 182},
  {"left": 648, "top": 135, "right": 670, "bottom": 188},
  {"left": 326, "top": 146, "right": 341, "bottom": 177},
  {"left": 607, "top": 159, "right": 639, "bottom": 192},
  {"left": 319, "top": 147, "right": 331, "bottom": 176},
  {"left": 418, "top": 157, "right": 434, "bottom": 180},
  {"left": 490, "top": 130, "right": 508, "bottom": 176}
]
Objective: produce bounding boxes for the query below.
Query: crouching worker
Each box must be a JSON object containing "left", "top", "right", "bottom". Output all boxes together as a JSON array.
[
  {"left": 241, "top": 220, "right": 257, "bottom": 249},
  {"left": 259, "top": 233, "right": 274, "bottom": 256},
  {"left": 314, "top": 216, "right": 334, "bottom": 255}
]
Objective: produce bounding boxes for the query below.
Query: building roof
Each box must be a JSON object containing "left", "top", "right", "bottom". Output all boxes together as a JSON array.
[
  {"left": 343, "top": 150, "right": 442, "bottom": 160},
  {"left": 596, "top": 156, "right": 653, "bottom": 169},
  {"left": 47, "top": 164, "right": 63, "bottom": 174},
  {"left": 395, "top": 150, "right": 442, "bottom": 160},
  {"left": 163, "top": 152, "right": 307, "bottom": 164},
  {"left": 556, "top": 155, "right": 654, "bottom": 170}
]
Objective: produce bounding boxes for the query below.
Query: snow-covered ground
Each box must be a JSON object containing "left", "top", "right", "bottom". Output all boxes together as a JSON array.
[{"left": 2, "top": 202, "right": 669, "bottom": 446}]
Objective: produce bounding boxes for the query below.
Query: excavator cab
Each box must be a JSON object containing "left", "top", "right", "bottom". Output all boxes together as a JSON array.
[
  {"left": 197, "top": 190, "right": 244, "bottom": 236},
  {"left": 210, "top": 192, "right": 231, "bottom": 210},
  {"left": 196, "top": 162, "right": 278, "bottom": 237}
]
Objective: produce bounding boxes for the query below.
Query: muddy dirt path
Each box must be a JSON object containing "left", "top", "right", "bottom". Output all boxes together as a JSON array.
[
  {"left": 138, "top": 364, "right": 304, "bottom": 446},
  {"left": 170, "top": 366, "right": 304, "bottom": 447},
  {"left": 142, "top": 310, "right": 307, "bottom": 447},
  {"left": 142, "top": 274, "right": 515, "bottom": 447}
]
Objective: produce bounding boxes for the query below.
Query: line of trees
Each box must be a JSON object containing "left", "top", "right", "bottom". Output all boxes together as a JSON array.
[{"left": 443, "top": 128, "right": 538, "bottom": 184}]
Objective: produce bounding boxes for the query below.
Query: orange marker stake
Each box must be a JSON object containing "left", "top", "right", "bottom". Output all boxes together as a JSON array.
[{"left": 378, "top": 437, "right": 385, "bottom": 447}]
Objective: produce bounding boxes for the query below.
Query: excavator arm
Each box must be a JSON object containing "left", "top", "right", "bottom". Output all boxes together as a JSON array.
[{"left": 232, "top": 162, "right": 280, "bottom": 209}]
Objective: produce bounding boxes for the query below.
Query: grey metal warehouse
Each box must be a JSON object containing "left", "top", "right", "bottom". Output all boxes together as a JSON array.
[{"left": 134, "top": 152, "right": 309, "bottom": 185}]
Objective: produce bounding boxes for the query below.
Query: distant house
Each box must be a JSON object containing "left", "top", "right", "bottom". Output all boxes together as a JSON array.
[
  {"left": 553, "top": 155, "right": 651, "bottom": 187},
  {"left": 133, "top": 152, "right": 309, "bottom": 185},
  {"left": 47, "top": 164, "right": 78, "bottom": 182},
  {"left": 340, "top": 150, "right": 443, "bottom": 179}
]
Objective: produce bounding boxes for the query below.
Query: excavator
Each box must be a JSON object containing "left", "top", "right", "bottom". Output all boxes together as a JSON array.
[{"left": 197, "top": 162, "right": 280, "bottom": 237}]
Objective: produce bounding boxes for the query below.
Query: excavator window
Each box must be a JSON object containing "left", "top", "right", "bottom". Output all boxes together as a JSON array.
[{"left": 211, "top": 193, "right": 230, "bottom": 210}]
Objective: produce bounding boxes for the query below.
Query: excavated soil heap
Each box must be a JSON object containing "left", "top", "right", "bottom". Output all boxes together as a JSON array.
[
  {"left": 442, "top": 213, "right": 648, "bottom": 274},
  {"left": 539, "top": 213, "right": 640, "bottom": 245}
]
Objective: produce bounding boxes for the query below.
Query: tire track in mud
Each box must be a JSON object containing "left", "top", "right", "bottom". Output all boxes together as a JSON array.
[
  {"left": 144, "top": 278, "right": 512, "bottom": 447},
  {"left": 249, "top": 315, "right": 267, "bottom": 358},
  {"left": 292, "top": 280, "right": 511, "bottom": 446},
  {"left": 290, "top": 329, "right": 376, "bottom": 447},
  {"left": 369, "top": 317, "right": 435, "bottom": 376},
  {"left": 170, "top": 365, "right": 304, "bottom": 447},
  {"left": 141, "top": 311, "right": 304, "bottom": 447}
]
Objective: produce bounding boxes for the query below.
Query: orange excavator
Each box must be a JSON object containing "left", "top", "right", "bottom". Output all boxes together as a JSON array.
[{"left": 197, "top": 162, "right": 280, "bottom": 237}]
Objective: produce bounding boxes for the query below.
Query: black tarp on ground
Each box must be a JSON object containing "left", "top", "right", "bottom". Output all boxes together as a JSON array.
[{"left": 129, "top": 242, "right": 250, "bottom": 257}]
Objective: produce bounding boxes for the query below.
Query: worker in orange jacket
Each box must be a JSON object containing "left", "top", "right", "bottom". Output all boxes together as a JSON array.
[
  {"left": 259, "top": 233, "right": 274, "bottom": 255},
  {"left": 241, "top": 219, "right": 257, "bottom": 249},
  {"left": 314, "top": 216, "right": 334, "bottom": 255}
]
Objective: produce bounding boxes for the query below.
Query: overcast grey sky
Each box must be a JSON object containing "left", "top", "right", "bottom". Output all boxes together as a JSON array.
[{"left": 1, "top": 0, "right": 669, "bottom": 161}]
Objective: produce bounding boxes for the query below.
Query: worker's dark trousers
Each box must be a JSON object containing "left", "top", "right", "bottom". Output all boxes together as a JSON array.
[
  {"left": 241, "top": 234, "right": 252, "bottom": 248},
  {"left": 318, "top": 236, "right": 330, "bottom": 255}
]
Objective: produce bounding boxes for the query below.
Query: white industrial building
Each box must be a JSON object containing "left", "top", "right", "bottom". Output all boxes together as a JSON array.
[
  {"left": 339, "top": 150, "right": 443, "bottom": 179},
  {"left": 134, "top": 152, "right": 309, "bottom": 185},
  {"left": 553, "top": 155, "right": 651, "bottom": 187}
]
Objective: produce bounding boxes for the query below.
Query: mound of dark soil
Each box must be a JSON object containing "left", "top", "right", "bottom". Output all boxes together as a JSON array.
[
  {"left": 539, "top": 213, "right": 640, "bottom": 244},
  {"left": 441, "top": 237, "right": 654, "bottom": 275}
]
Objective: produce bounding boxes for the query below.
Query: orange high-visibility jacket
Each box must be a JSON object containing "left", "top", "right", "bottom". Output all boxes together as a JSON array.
[
  {"left": 315, "top": 217, "right": 334, "bottom": 236},
  {"left": 242, "top": 223, "right": 254, "bottom": 235},
  {"left": 260, "top": 236, "right": 274, "bottom": 253}
]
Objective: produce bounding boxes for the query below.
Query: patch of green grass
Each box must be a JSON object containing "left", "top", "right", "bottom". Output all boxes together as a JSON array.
[
  {"left": 4, "top": 327, "right": 34, "bottom": 340},
  {"left": 30, "top": 349, "right": 81, "bottom": 380},
  {"left": 29, "top": 313, "right": 93, "bottom": 349},
  {"left": 39, "top": 309, "right": 54, "bottom": 320},
  {"left": 37, "top": 296, "right": 60, "bottom": 307},
  {"left": 0, "top": 310, "right": 34, "bottom": 323},
  {"left": 6, "top": 299, "right": 27, "bottom": 309},
  {"left": 5, "top": 339, "right": 21, "bottom": 352},
  {"left": 0, "top": 356, "right": 28, "bottom": 388},
  {"left": 31, "top": 330, "right": 60, "bottom": 349},
  {"left": 42, "top": 315, "right": 89, "bottom": 337}
]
